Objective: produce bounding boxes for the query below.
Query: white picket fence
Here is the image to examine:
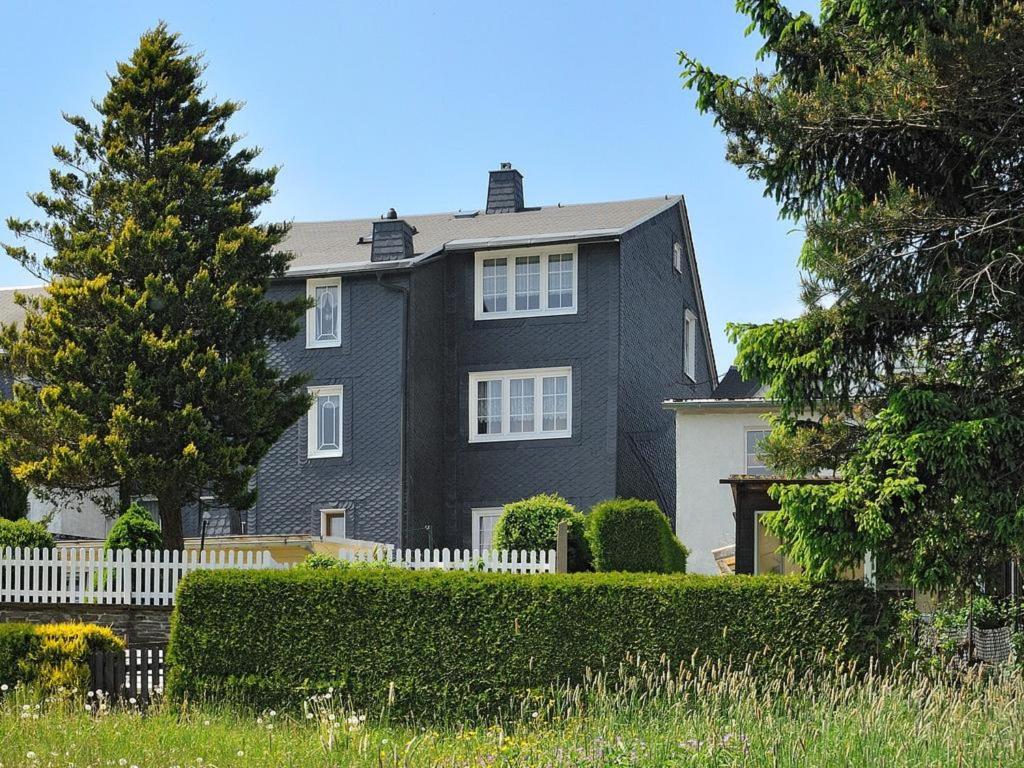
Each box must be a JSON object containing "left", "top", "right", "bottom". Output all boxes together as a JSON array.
[
  {"left": 0, "top": 547, "right": 277, "bottom": 607},
  {"left": 0, "top": 545, "right": 556, "bottom": 606},
  {"left": 339, "top": 547, "right": 556, "bottom": 574}
]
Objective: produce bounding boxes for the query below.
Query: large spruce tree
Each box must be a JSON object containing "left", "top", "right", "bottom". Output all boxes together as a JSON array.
[
  {"left": 1, "top": 24, "right": 309, "bottom": 548},
  {"left": 681, "top": 1, "right": 1024, "bottom": 591}
]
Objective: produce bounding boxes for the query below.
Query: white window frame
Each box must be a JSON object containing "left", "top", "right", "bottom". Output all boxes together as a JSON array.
[
  {"left": 673, "top": 241, "right": 684, "bottom": 273},
  {"left": 306, "top": 277, "right": 342, "bottom": 349},
  {"left": 307, "top": 385, "right": 344, "bottom": 459},
  {"left": 471, "top": 507, "right": 503, "bottom": 551},
  {"left": 683, "top": 308, "right": 697, "bottom": 381},
  {"left": 320, "top": 508, "right": 347, "bottom": 539},
  {"left": 468, "top": 366, "right": 572, "bottom": 443},
  {"left": 745, "top": 427, "right": 772, "bottom": 476},
  {"left": 473, "top": 245, "right": 578, "bottom": 320}
]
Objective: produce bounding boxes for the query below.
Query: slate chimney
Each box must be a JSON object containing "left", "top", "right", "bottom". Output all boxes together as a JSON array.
[
  {"left": 371, "top": 212, "right": 416, "bottom": 262},
  {"left": 486, "top": 162, "right": 525, "bottom": 214}
]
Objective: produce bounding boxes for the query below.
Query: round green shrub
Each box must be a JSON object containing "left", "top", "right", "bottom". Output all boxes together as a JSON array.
[
  {"left": 492, "top": 492, "right": 590, "bottom": 571},
  {"left": 105, "top": 503, "right": 163, "bottom": 551},
  {"left": 586, "top": 498, "right": 688, "bottom": 573},
  {"left": 0, "top": 518, "right": 54, "bottom": 551}
]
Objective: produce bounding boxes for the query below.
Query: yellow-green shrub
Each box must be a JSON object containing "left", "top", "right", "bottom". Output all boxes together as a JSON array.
[{"left": 0, "top": 623, "right": 123, "bottom": 693}]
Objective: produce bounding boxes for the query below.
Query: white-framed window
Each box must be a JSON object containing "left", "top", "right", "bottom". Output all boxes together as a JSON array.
[
  {"left": 683, "top": 308, "right": 697, "bottom": 381},
  {"left": 306, "top": 277, "right": 342, "bottom": 348},
  {"left": 468, "top": 367, "right": 572, "bottom": 443},
  {"left": 320, "top": 508, "right": 347, "bottom": 539},
  {"left": 307, "top": 385, "right": 344, "bottom": 458},
  {"left": 474, "top": 245, "right": 577, "bottom": 320},
  {"left": 673, "top": 241, "right": 684, "bottom": 273},
  {"left": 471, "top": 507, "right": 502, "bottom": 551},
  {"left": 745, "top": 428, "right": 772, "bottom": 476}
]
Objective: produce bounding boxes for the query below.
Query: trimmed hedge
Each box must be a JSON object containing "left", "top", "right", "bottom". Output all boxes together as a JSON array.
[
  {"left": 586, "top": 499, "right": 688, "bottom": 573},
  {"left": 167, "top": 569, "right": 893, "bottom": 717},
  {"left": 0, "top": 622, "right": 123, "bottom": 692},
  {"left": 0, "top": 518, "right": 54, "bottom": 551},
  {"left": 493, "top": 493, "right": 590, "bottom": 571}
]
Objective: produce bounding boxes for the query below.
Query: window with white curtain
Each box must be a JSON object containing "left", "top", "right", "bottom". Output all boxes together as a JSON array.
[
  {"left": 472, "top": 508, "right": 502, "bottom": 551},
  {"left": 475, "top": 246, "right": 577, "bottom": 320},
  {"left": 308, "top": 385, "right": 344, "bottom": 458},
  {"left": 306, "top": 277, "right": 342, "bottom": 348},
  {"left": 468, "top": 367, "right": 572, "bottom": 443}
]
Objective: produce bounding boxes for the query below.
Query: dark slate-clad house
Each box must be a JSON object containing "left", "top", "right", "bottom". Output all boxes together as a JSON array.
[{"left": 0, "top": 165, "right": 717, "bottom": 549}]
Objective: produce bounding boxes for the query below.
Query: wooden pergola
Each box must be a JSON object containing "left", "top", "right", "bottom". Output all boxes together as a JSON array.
[{"left": 719, "top": 476, "right": 836, "bottom": 575}]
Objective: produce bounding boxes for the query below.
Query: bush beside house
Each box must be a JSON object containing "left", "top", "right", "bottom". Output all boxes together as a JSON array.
[
  {"left": 167, "top": 568, "right": 893, "bottom": 716},
  {"left": 586, "top": 499, "right": 688, "bottom": 573},
  {"left": 493, "top": 493, "right": 590, "bottom": 571},
  {"left": 0, "top": 518, "right": 54, "bottom": 551}
]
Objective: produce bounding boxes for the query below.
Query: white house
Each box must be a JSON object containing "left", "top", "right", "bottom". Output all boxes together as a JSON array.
[{"left": 666, "top": 366, "right": 776, "bottom": 575}]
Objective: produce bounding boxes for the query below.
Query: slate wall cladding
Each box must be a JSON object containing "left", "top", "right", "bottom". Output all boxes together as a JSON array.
[
  {"left": 441, "top": 243, "right": 620, "bottom": 546},
  {"left": 616, "top": 203, "right": 715, "bottom": 525},
  {"left": 405, "top": 260, "right": 447, "bottom": 548},
  {"left": 251, "top": 275, "right": 406, "bottom": 546}
]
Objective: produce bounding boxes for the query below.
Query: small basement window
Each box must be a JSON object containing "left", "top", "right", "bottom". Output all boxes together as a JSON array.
[
  {"left": 471, "top": 507, "right": 502, "bottom": 551},
  {"left": 320, "top": 508, "right": 347, "bottom": 539}
]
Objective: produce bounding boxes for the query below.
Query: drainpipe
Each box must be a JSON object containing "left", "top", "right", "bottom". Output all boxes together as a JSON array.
[{"left": 376, "top": 273, "right": 410, "bottom": 547}]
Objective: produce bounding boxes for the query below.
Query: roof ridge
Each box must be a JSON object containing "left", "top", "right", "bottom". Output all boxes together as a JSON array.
[{"left": 287, "top": 195, "right": 682, "bottom": 227}]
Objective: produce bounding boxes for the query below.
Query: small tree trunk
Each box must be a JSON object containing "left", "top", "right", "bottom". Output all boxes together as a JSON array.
[
  {"left": 158, "top": 492, "right": 185, "bottom": 551},
  {"left": 117, "top": 479, "right": 132, "bottom": 514}
]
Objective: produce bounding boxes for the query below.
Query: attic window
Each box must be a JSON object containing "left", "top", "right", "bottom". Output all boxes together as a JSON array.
[{"left": 357, "top": 234, "right": 373, "bottom": 245}]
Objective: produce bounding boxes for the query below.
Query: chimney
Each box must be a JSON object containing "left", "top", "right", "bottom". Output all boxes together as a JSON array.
[
  {"left": 486, "top": 162, "right": 525, "bottom": 214},
  {"left": 371, "top": 211, "right": 416, "bottom": 262}
]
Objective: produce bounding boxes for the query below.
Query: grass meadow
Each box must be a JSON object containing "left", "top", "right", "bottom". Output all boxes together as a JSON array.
[{"left": 2, "top": 657, "right": 1023, "bottom": 767}]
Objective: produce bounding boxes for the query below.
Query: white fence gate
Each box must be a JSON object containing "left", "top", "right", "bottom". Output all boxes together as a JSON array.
[{"left": 0, "top": 547, "right": 277, "bottom": 606}]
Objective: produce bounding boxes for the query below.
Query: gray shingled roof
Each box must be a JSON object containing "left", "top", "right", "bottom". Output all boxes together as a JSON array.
[
  {"left": 0, "top": 285, "right": 45, "bottom": 326},
  {"left": 0, "top": 196, "right": 682, "bottom": 322},
  {"left": 282, "top": 196, "right": 681, "bottom": 272}
]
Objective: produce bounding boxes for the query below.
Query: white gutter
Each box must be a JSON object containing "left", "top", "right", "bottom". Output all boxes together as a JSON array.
[{"left": 662, "top": 398, "right": 778, "bottom": 412}]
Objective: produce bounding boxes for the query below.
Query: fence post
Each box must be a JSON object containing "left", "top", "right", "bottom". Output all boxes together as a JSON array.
[{"left": 555, "top": 520, "right": 568, "bottom": 574}]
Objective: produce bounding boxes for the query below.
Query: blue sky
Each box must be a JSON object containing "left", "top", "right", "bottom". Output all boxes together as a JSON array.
[{"left": 0, "top": 0, "right": 816, "bottom": 372}]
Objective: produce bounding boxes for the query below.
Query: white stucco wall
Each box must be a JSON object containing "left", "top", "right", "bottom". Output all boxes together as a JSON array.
[
  {"left": 674, "top": 405, "right": 776, "bottom": 574},
  {"left": 27, "top": 491, "right": 114, "bottom": 540}
]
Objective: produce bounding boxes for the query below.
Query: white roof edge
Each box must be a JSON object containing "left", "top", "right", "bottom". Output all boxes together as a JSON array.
[
  {"left": 442, "top": 228, "right": 624, "bottom": 251},
  {"left": 662, "top": 398, "right": 777, "bottom": 411}
]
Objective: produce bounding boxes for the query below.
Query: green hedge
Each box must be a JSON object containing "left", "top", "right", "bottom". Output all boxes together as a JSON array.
[
  {"left": 586, "top": 499, "right": 688, "bottom": 573},
  {"left": 167, "top": 569, "right": 893, "bottom": 717},
  {"left": 105, "top": 503, "right": 162, "bottom": 551},
  {"left": 493, "top": 493, "right": 591, "bottom": 572},
  {"left": 0, "top": 623, "right": 39, "bottom": 687}
]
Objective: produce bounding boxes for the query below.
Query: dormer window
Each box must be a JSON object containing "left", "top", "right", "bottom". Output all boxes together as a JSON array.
[
  {"left": 306, "top": 277, "right": 341, "bottom": 348},
  {"left": 474, "top": 245, "right": 577, "bottom": 320}
]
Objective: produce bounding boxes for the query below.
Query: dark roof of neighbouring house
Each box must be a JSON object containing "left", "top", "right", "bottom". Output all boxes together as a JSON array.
[
  {"left": 711, "top": 366, "right": 765, "bottom": 400},
  {"left": 281, "top": 196, "right": 682, "bottom": 273}
]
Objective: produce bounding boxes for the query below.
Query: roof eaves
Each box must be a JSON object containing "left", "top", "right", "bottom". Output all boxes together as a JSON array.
[
  {"left": 284, "top": 258, "right": 418, "bottom": 278},
  {"left": 442, "top": 228, "right": 624, "bottom": 252},
  {"left": 662, "top": 397, "right": 777, "bottom": 412}
]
